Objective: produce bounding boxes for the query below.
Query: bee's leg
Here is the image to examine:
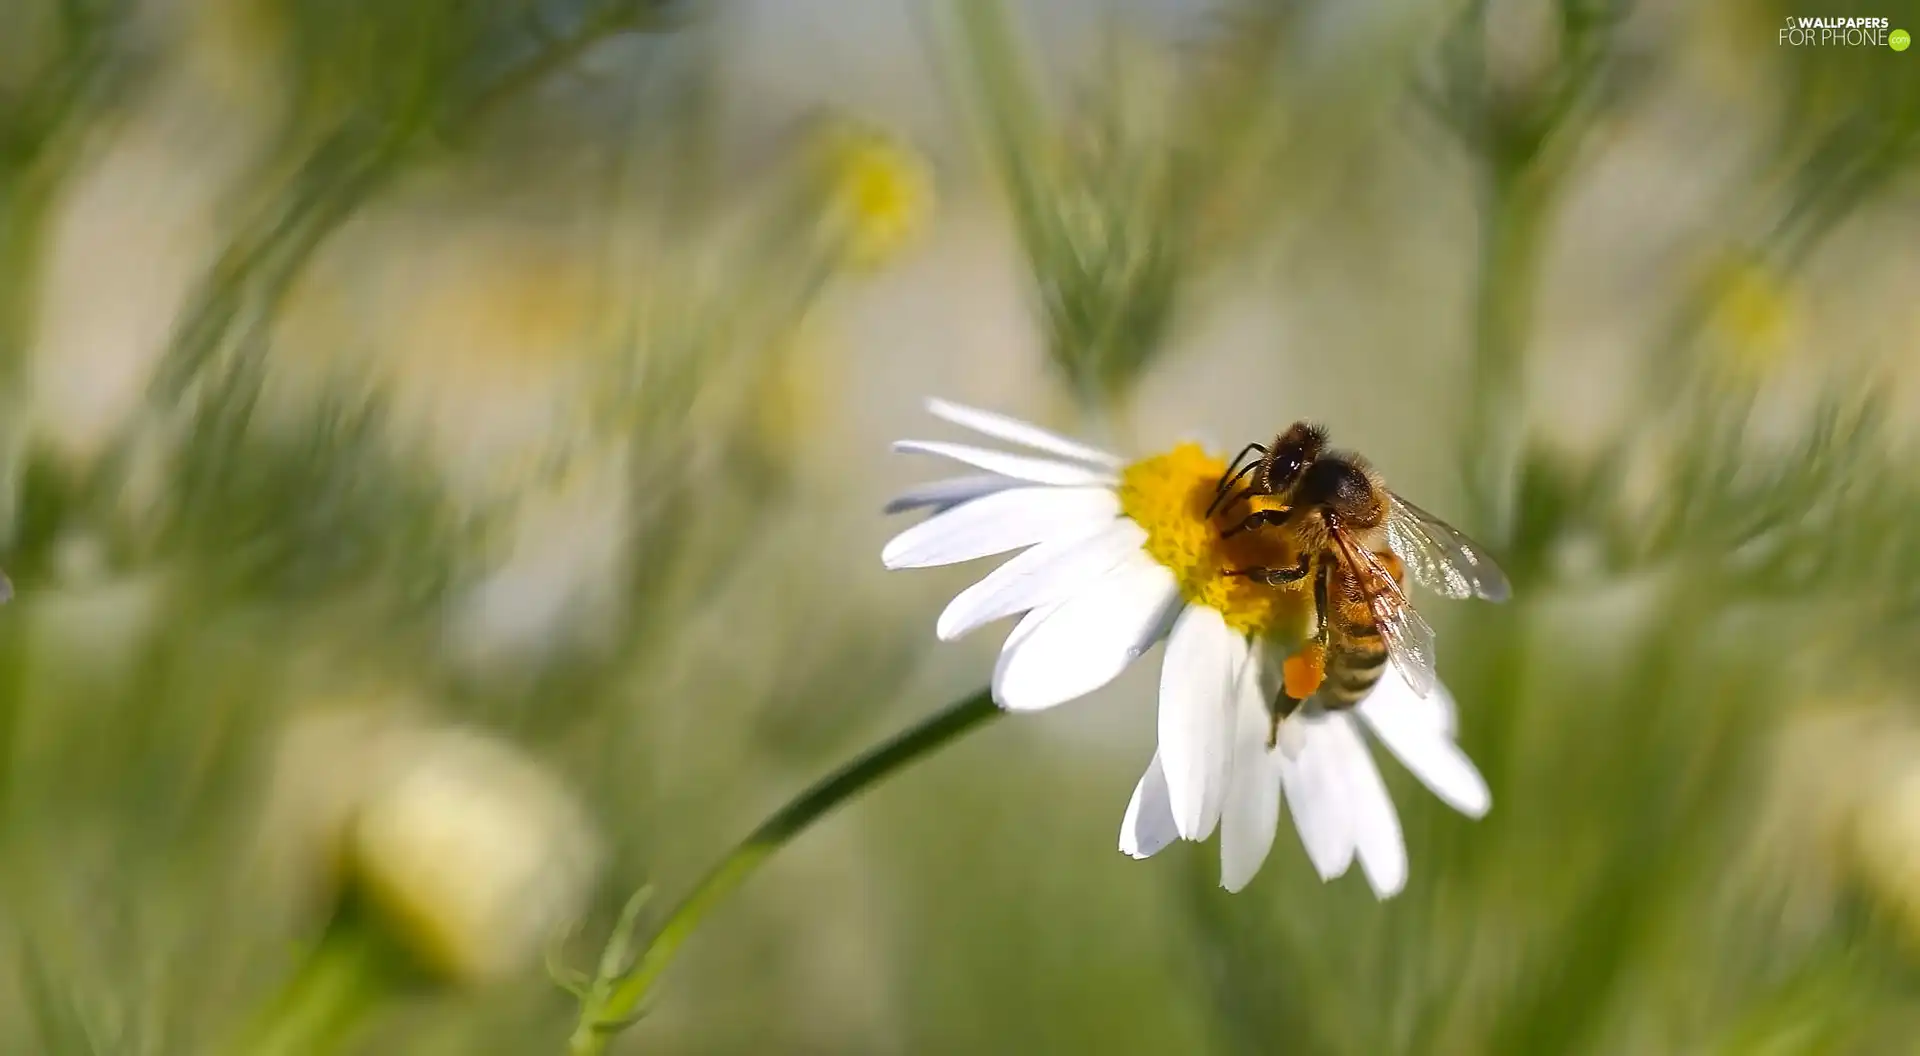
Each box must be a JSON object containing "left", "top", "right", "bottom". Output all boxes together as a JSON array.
[
  {"left": 1222, "top": 554, "right": 1311, "bottom": 585},
  {"left": 1263, "top": 568, "right": 1334, "bottom": 749},
  {"left": 1269, "top": 638, "right": 1327, "bottom": 748},
  {"left": 1311, "top": 558, "right": 1331, "bottom": 644},
  {"left": 1206, "top": 443, "right": 1268, "bottom": 517},
  {"left": 1266, "top": 692, "right": 1304, "bottom": 749},
  {"left": 1212, "top": 443, "right": 1267, "bottom": 491},
  {"left": 1207, "top": 480, "right": 1262, "bottom": 519},
  {"left": 1221, "top": 507, "right": 1291, "bottom": 540}
]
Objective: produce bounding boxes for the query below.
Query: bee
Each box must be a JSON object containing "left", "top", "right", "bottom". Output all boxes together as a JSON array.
[{"left": 1206, "top": 423, "right": 1509, "bottom": 744}]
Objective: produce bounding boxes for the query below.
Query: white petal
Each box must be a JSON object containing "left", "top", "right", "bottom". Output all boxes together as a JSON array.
[
  {"left": 991, "top": 556, "right": 1179, "bottom": 712},
  {"left": 1220, "top": 668, "right": 1282, "bottom": 892},
  {"left": 1325, "top": 715, "right": 1408, "bottom": 900},
  {"left": 926, "top": 398, "right": 1125, "bottom": 467},
  {"left": 1157, "top": 605, "right": 1249, "bottom": 841},
  {"left": 1278, "top": 719, "right": 1355, "bottom": 881},
  {"left": 937, "top": 519, "right": 1148, "bottom": 641},
  {"left": 1359, "top": 682, "right": 1491, "bottom": 819},
  {"left": 884, "top": 474, "right": 1022, "bottom": 515},
  {"left": 1119, "top": 752, "right": 1178, "bottom": 859},
  {"left": 881, "top": 486, "right": 1119, "bottom": 569},
  {"left": 1368, "top": 662, "right": 1459, "bottom": 738},
  {"left": 1276, "top": 713, "right": 1309, "bottom": 760},
  {"left": 892, "top": 440, "right": 1118, "bottom": 487}
]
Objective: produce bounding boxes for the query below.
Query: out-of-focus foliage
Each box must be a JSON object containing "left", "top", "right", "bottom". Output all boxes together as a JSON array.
[
  {"left": 0, "top": 0, "right": 141, "bottom": 395},
  {"left": 1191, "top": 369, "right": 1920, "bottom": 1054},
  {"left": 146, "top": 0, "right": 689, "bottom": 411},
  {"left": 0, "top": 0, "right": 927, "bottom": 1050},
  {"left": 1756, "top": 0, "right": 1920, "bottom": 262},
  {"left": 942, "top": 0, "right": 1437, "bottom": 427},
  {"left": 0, "top": 0, "right": 1918, "bottom": 1053},
  {"left": 1181, "top": 1, "right": 1920, "bottom": 1052}
]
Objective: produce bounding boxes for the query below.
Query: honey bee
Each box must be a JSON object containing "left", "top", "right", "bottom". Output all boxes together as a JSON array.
[{"left": 1206, "top": 423, "right": 1509, "bottom": 744}]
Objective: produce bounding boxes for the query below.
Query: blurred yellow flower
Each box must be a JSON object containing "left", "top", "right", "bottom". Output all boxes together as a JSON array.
[
  {"left": 1701, "top": 250, "right": 1800, "bottom": 379},
  {"left": 817, "top": 122, "right": 933, "bottom": 272}
]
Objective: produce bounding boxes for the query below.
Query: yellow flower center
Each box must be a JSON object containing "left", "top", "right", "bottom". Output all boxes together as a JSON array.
[{"left": 1119, "top": 443, "right": 1315, "bottom": 638}]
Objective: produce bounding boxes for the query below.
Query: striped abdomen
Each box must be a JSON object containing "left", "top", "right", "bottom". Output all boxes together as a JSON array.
[{"left": 1315, "top": 548, "right": 1402, "bottom": 710}]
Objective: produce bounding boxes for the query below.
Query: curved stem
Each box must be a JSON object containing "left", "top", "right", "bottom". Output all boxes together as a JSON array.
[{"left": 568, "top": 687, "right": 1000, "bottom": 1055}]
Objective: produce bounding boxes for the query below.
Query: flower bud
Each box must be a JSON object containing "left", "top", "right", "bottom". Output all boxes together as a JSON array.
[
  {"left": 1762, "top": 703, "right": 1920, "bottom": 948},
  {"left": 1483, "top": 2, "right": 1560, "bottom": 121},
  {"left": 268, "top": 702, "right": 604, "bottom": 987},
  {"left": 1849, "top": 754, "right": 1920, "bottom": 949}
]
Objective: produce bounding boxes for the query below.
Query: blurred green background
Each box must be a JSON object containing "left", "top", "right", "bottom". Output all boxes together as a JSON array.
[{"left": 3, "top": 0, "right": 1920, "bottom": 1052}]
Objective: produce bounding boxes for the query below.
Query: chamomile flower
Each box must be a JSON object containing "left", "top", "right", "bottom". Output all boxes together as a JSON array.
[
  {"left": 883, "top": 398, "right": 1318, "bottom": 841},
  {"left": 1121, "top": 657, "right": 1491, "bottom": 897}
]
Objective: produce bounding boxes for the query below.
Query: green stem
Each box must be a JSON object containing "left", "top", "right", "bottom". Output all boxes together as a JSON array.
[
  {"left": 568, "top": 688, "right": 1000, "bottom": 1055},
  {"left": 1461, "top": 161, "right": 1554, "bottom": 547},
  {"left": 226, "top": 913, "right": 402, "bottom": 1056}
]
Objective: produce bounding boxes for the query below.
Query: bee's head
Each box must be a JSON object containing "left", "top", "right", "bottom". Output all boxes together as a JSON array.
[
  {"left": 1260, "top": 422, "right": 1327, "bottom": 495},
  {"left": 1295, "top": 452, "right": 1380, "bottom": 525}
]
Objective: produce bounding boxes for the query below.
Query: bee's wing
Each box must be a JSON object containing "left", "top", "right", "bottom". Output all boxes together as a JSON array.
[
  {"left": 1371, "top": 587, "right": 1437, "bottom": 698},
  {"left": 1329, "top": 525, "right": 1439, "bottom": 698},
  {"left": 0, "top": 569, "right": 11, "bottom": 604},
  {"left": 1385, "top": 493, "right": 1511, "bottom": 603}
]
